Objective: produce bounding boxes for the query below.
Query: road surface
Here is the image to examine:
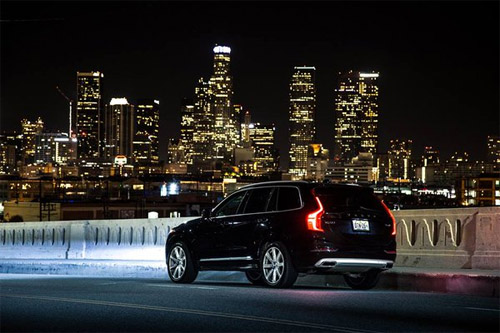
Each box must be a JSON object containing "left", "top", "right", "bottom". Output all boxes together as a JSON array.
[{"left": 1, "top": 274, "right": 498, "bottom": 332}]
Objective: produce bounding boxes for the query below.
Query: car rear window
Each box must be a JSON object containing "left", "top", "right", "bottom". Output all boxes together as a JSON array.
[
  {"left": 277, "top": 187, "right": 301, "bottom": 211},
  {"left": 314, "top": 187, "right": 384, "bottom": 212}
]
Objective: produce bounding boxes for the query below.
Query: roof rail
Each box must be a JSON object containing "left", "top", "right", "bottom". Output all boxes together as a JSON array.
[{"left": 239, "top": 180, "right": 308, "bottom": 189}]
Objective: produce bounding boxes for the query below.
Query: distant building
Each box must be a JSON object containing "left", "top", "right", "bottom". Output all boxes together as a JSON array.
[
  {"left": 487, "top": 135, "right": 499, "bottom": 164},
  {"left": 133, "top": 99, "right": 160, "bottom": 165},
  {"left": 180, "top": 98, "right": 195, "bottom": 165},
  {"left": 35, "top": 133, "right": 77, "bottom": 164},
  {"left": 191, "top": 78, "right": 215, "bottom": 172},
  {"left": 388, "top": 139, "right": 413, "bottom": 180},
  {"left": 458, "top": 173, "right": 500, "bottom": 206},
  {"left": 241, "top": 110, "right": 252, "bottom": 148},
  {"left": 289, "top": 66, "right": 316, "bottom": 179},
  {"left": 326, "top": 152, "right": 377, "bottom": 183},
  {"left": 21, "top": 117, "right": 44, "bottom": 164},
  {"left": 306, "top": 143, "right": 329, "bottom": 181},
  {"left": 104, "top": 98, "right": 135, "bottom": 160},
  {"left": 76, "top": 71, "right": 104, "bottom": 159},
  {"left": 334, "top": 71, "right": 379, "bottom": 163},
  {"left": 0, "top": 131, "right": 23, "bottom": 174},
  {"left": 210, "top": 45, "right": 238, "bottom": 163},
  {"left": 249, "top": 122, "right": 278, "bottom": 175}
]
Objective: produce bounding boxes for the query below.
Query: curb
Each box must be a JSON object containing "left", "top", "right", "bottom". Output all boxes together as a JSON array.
[{"left": 0, "top": 260, "right": 498, "bottom": 298}]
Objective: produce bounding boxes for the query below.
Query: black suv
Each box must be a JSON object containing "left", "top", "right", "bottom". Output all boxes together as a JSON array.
[{"left": 166, "top": 181, "right": 396, "bottom": 289}]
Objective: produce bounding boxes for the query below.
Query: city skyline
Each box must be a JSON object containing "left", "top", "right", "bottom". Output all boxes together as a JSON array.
[{"left": 1, "top": 1, "right": 499, "bottom": 164}]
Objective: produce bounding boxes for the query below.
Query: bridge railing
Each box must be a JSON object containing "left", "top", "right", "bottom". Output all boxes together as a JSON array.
[
  {"left": 0, "top": 217, "right": 192, "bottom": 261},
  {"left": 1, "top": 207, "right": 499, "bottom": 269},
  {"left": 393, "top": 207, "right": 499, "bottom": 269}
]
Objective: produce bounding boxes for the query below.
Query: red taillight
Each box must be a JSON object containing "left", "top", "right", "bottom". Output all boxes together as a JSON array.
[
  {"left": 382, "top": 201, "right": 397, "bottom": 236},
  {"left": 307, "top": 196, "right": 324, "bottom": 232}
]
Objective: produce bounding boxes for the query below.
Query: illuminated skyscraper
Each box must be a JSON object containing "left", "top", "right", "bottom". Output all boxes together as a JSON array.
[
  {"left": 180, "top": 98, "right": 195, "bottom": 165},
  {"left": 104, "top": 98, "right": 134, "bottom": 160},
  {"left": 134, "top": 99, "right": 160, "bottom": 165},
  {"left": 249, "top": 122, "right": 278, "bottom": 175},
  {"left": 334, "top": 71, "right": 379, "bottom": 163},
  {"left": 209, "top": 45, "right": 238, "bottom": 163},
  {"left": 21, "top": 117, "right": 44, "bottom": 164},
  {"left": 76, "top": 71, "right": 103, "bottom": 159},
  {"left": 191, "top": 78, "right": 215, "bottom": 172},
  {"left": 289, "top": 66, "right": 316, "bottom": 179}
]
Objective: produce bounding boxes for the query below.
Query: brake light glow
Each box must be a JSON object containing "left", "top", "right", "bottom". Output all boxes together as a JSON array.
[
  {"left": 307, "top": 197, "right": 324, "bottom": 232},
  {"left": 381, "top": 201, "right": 397, "bottom": 236}
]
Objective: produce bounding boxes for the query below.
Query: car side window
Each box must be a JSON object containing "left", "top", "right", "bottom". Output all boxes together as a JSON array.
[
  {"left": 267, "top": 188, "right": 278, "bottom": 212},
  {"left": 243, "top": 188, "right": 273, "bottom": 214},
  {"left": 214, "top": 191, "right": 247, "bottom": 217},
  {"left": 277, "top": 187, "right": 301, "bottom": 211}
]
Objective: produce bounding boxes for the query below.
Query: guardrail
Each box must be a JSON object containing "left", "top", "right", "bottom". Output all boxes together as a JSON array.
[{"left": 0, "top": 207, "right": 499, "bottom": 270}]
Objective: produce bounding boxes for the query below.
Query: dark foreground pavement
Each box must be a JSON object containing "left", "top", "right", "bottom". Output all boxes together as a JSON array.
[{"left": 1, "top": 274, "right": 499, "bottom": 332}]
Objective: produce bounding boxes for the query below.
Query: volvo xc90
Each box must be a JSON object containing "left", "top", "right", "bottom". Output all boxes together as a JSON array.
[{"left": 166, "top": 181, "right": 396, "bottom": 289}]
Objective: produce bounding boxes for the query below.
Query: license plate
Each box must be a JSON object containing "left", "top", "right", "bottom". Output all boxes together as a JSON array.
[{"left": 352, "top": 219, "right": 370, "bottom": 231}]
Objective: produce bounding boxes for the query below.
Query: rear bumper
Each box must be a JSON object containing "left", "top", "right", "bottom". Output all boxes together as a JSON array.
[{"left": 314, "top": 258, "right": 394, "bottom": 273}]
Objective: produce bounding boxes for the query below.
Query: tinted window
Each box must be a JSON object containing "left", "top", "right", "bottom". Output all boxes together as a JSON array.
[
  {"left": 277, "top": 187, "right": 301, "bottom": 210},
  {"left": 314, "top": 187, "right": 384, "bottom": 212},
  {"left": 215, "top": 191, "right": 246, "bottom": 217},
  {"left": 267, "top": 188, "right": 278, "bottom": 212},
  {"left": 243, "top": 188, "right": 273, "bottom": 214}
]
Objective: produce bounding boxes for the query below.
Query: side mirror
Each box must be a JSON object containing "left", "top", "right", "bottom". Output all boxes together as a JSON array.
[{"left": 201, "top": 209, "right": 211, "bottom": 219}]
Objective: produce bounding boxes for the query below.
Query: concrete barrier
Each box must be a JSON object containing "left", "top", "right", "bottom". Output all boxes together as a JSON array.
[
  {"left": 393, "top": 207, "right": 500, "bottom": 269},
  {"left": 0, "top": 207, "right": 499, "bottom": 270},
  {"left": 0, "top": 217, "right": 194, "bottom": 261}
]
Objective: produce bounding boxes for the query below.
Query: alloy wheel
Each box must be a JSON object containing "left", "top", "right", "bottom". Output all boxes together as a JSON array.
[
  {"left": 262, "top": 246, "right": 285, "bottom": 284},
  {"left": 168, "top": 245, "right": 186, "bottom": 280}
]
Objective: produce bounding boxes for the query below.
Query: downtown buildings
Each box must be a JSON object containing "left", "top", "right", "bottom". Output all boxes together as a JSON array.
[{"left": 177, "top": 46, "right": 278, "bottom": 177}]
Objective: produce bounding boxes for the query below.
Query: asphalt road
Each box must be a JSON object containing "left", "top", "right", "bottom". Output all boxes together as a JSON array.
[{"left": 1, "top": 274, "right": 499, "bottom": 332}]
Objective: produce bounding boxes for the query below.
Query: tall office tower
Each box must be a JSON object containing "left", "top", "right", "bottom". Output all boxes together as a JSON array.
[
  {"left": 180, "top": 98, "right": 195, "bottom": 165},
  {"left": 104, "top": 98, "right": 135, "bottom": 160},
  {"left": 249, "top": 122, "right": 278, "bottom": 175},
  {"left": 209, "top": 46, "right": 237, "bottom": 162},
  {"left": 191, "top": 78, "right": 215, "bottom": 172},
  {"left": 21, "top": 117, "right": 44, "bottom": 164},
  {"left": 76, "top": 71, "right": 104, "bottom": 159},
  {"left": 487, "top": 135, "right": 500, "bottom": 164},
  {"left": 134, "top": 99, "right": 160, "bottom": 165},
  {"left": 388, "top": 139, "right": 413, "bottom": 180},
  {"left": 334, "top": 71, "right": 379, "bottom": 164},
  {"left": 288, "top": 66, "right": 317, "bottom": 179}
]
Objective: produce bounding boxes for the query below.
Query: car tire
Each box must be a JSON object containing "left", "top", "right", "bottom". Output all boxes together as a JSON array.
[
  {"left": 167, "top": 241, "right": 198, "bottom": 283},
  {"left": 260, "top": 241, "right": 298, "bottom": 288},
  {"left": 343, "top": 269, "right": 381, "bottom": 290},
  {"left": 245, "top": 270, "right": 265, "bottom": 285}
]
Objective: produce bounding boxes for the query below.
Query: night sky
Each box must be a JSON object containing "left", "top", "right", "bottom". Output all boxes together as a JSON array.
[{"left": 1, "top": 1, "right": 498, "bottom": 166}]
